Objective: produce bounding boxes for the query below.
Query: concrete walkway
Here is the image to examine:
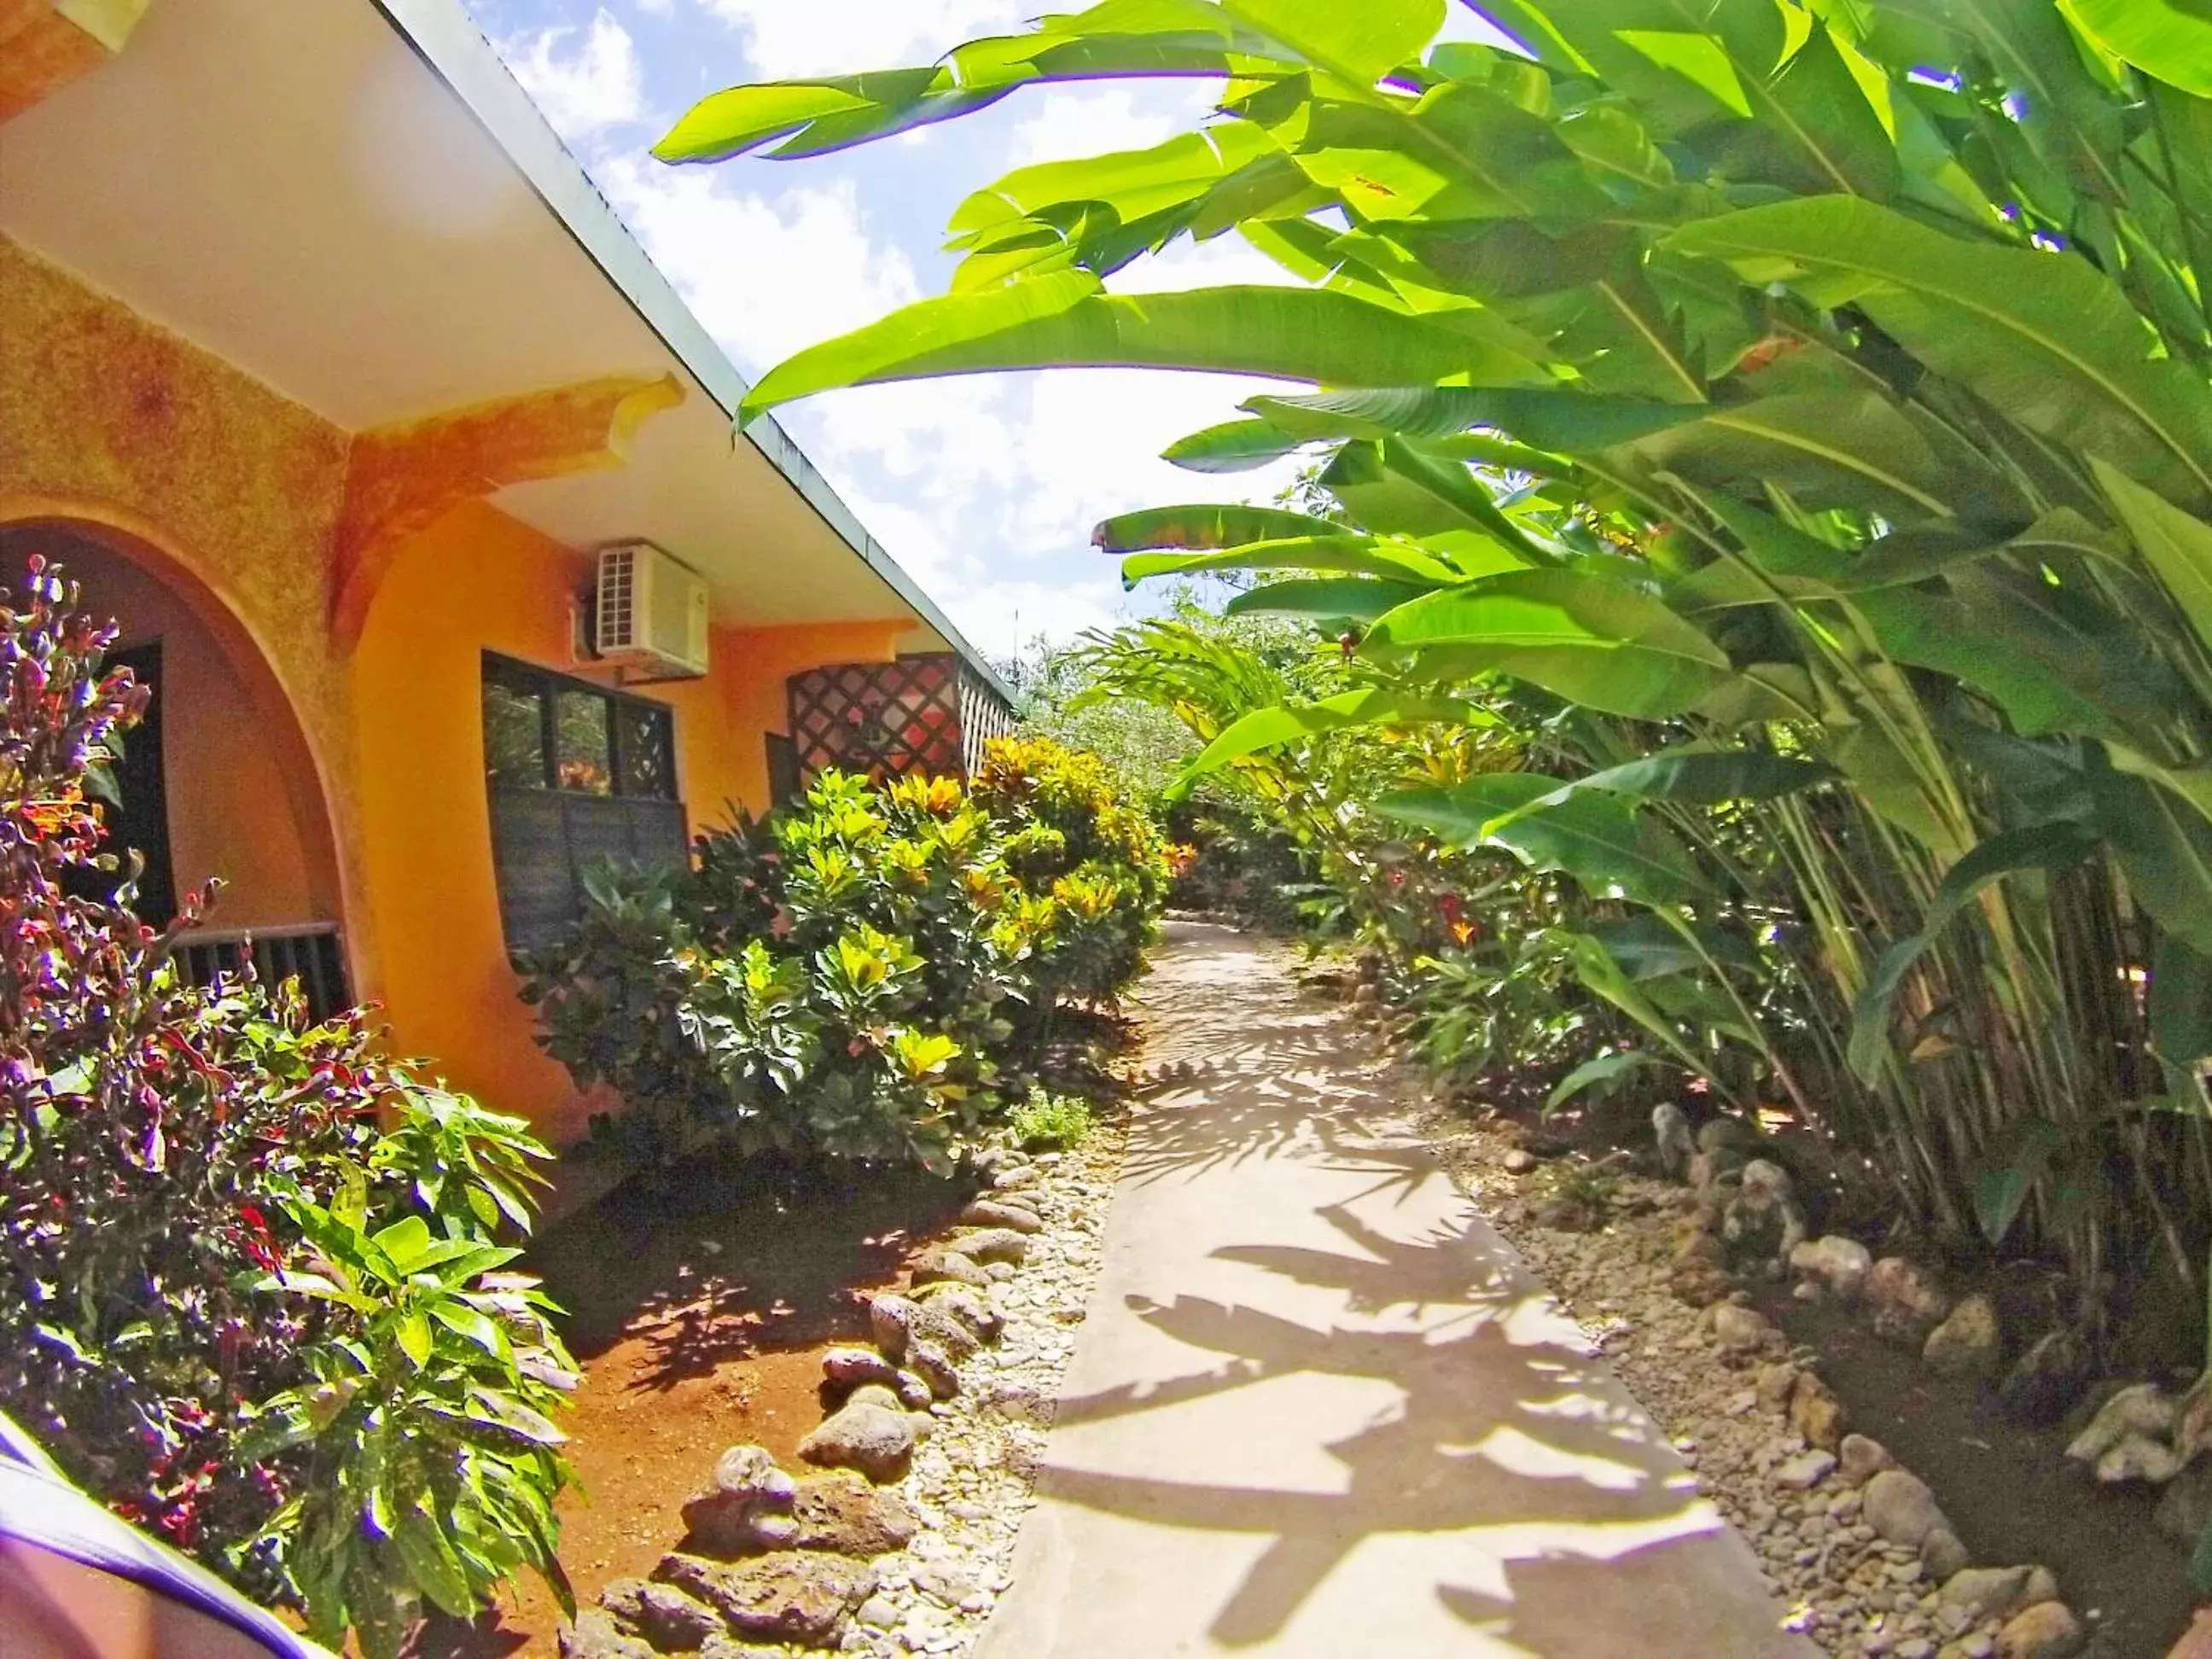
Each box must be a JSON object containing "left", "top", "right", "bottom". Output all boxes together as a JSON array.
[{"left": 976, "top": 923, "right": 1818, "bottom": 1659}]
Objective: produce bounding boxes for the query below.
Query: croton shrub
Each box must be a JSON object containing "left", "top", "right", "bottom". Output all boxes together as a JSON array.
[
  {"left": 0, "top": 559, "right": 574, "bottom": 1658},
  {"left": 521, "top": 734, "right": 1176, "bottom": 1173}
]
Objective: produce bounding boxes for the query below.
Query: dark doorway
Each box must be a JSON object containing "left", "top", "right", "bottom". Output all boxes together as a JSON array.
[{"left": 84, "top": 643, "right": 178, "bottom": 925}]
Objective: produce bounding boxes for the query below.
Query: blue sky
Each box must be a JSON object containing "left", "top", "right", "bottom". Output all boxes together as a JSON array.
[{"left": 459, "top": 0, "right": 1325, "bottom": 659}]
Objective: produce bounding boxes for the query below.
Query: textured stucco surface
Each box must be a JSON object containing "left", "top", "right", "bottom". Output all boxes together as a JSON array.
[{"left": 0, "top": 236, "right": 935, "bottom": 1139}]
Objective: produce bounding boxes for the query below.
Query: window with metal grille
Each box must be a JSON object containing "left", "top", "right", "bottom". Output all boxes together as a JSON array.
[{"left": 482, "top": 654, "right": 687, "bottom": 952}]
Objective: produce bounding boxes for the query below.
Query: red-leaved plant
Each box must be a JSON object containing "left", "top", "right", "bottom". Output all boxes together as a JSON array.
[{"left": 0, "top": 557, "right": 575, "bottom": 1657}]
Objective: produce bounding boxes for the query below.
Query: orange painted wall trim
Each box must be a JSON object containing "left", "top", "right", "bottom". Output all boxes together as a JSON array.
[{"left": 352, "top": 501, "right": 921, "bottom": 1144}]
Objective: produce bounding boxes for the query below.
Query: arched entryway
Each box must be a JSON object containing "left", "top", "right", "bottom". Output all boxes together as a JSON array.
[{"left": 0, "top": 517, "right": 352, "bottom": 1015}]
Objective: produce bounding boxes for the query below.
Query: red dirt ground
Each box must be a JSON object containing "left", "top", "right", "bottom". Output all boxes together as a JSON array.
[{"left": 419, "top": 1156, "right": 974, "bottom": 1659}]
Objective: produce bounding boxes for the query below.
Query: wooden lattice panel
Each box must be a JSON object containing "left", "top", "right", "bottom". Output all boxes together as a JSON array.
[{"left": 786, "top": 655, "right": 1016, "bottom": 784}]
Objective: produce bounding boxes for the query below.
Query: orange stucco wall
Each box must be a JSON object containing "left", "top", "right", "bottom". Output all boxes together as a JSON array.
[
  {"left": 1, "top": 234, "right": 925, "bottom": 1144},
  {"left": 352, "top": 501, "right": 905, "bottom": 1143}
]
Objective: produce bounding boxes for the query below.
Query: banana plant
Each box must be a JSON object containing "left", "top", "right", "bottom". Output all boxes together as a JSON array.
[{"left": 661, "top": 0, "right": 2212, "bottom": 1317}]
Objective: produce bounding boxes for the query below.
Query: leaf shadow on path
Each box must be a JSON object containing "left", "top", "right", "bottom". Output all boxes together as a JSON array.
[{"left": 1010, "top": 920, "right": 1804, "bottom": 1656}]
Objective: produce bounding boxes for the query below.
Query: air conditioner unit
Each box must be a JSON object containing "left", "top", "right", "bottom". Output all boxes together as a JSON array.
[{"left": 594, "top": 542, "right": 708, "bottom": 679}]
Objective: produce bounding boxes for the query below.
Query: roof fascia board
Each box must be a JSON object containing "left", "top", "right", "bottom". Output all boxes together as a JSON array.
[{"left": 364, "top": 0, "right": 1014, "bottom": 701}]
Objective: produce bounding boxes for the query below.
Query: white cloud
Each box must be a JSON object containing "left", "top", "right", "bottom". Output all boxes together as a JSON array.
[
  {"left": 597, "top": 157, "right": 922, "bottom": 370},
  {"left": 1003, "top": 84, "right": 1194, "bottom": 171},
  {"left": 533, "top": 21, "right": 1302, "bottom": 655},
  {"left": 504, "top": 11, "right": 644, "bottom": 141},
  {"left": 693, "top": 0, "right": 1027, "bottom": 79}
]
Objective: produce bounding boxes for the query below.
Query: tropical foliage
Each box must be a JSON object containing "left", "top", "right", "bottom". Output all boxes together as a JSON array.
[
  {"left": 520, "top": 736, "right": 1173, "bottom": 1173},
  {"left": 662, "top": 0, "right": 2212, "bottom": 1349},
  {"left": 0, "top": 559, "right": 573, "bottom": 1658}
]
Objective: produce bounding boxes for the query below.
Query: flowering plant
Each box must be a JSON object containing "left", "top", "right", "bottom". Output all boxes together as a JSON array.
[{"left": 0, "top": 559, "right": 570, "bottom": 1657}]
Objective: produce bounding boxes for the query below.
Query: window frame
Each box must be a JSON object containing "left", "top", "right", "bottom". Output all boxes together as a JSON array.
[
  {"left": 480, "top": 652, "right": 689, "bottom": 953},
  {"left": 480, "top": 651, "right": 679, "bottom": 803}
]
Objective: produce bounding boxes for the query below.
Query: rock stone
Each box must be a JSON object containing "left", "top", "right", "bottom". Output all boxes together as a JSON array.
[
  {"left": 844, "top": 1384, "right": 903, "bottom": 1413},
  {"left": 789, "top": 1473, "right": 919, "bottom": 1557},
  {"left": 909, "top": 1247, "right": 990, "bottom": 1289},
  {"left": 1790, "top": 1235, "right": 1874, "bottom": 1303},
  {"left": 797, "top": 1401, "right": 918, "bottom": 1483},
  {"left": 1671, "top": 1257, "right": 1734, "bottom": 1307},
  {"left": 602, "top": 1577, "right": 725, "bottom": 1651},
  {"left": 1711, "top": 1302, "right": 1774, "bottom": 1354},
  {"left": 1868, "top": 1258, "right": 1953, "bottom": 1344},
  {"left": 1918, "top": 1527, "right": 1969, "bottom": 1582},
  {"left": 868, "top": 1294, "right": 979, "bottom": 1363},
  {"left": 1790, "top": 1372, "right": 1848, "bottom": 1452},
  {"left": 821, "top": 1348, "right": 899, "bottom": 1393},
  {"left": 1840, "top": 1434, "right": 1897, "bottom": 1487},
  {"left": 1653, "top": 1103, "right": 1695, "bottom": 1179},
  {"left": 1774, "top": 1450, "right": 1837, "bottom": 1490},
  {"left": 655, "top": 1551, "right": 875, "bottom": 1649},
  {"left": 2093, "top": 1433, "right": 2183, "bottom": 1483},
  {"left": 905, "top": 1339, "right": 961, "bottom": 1400},
  {"left": 1721, "top": 1160, "right": 1807, "bottom": 1275},
  {"left": 1938, "top": 1567, "right": 2038, "bottom": 1621},
  {"left": 2066, "top": 1382, "right": 2179, "bottom": 1472},
  {"left": 562, "top": 1610, "right": 655, "bottom": 1659},
  {"left": 1994, "top": 1601, "right": 2085, "bottom": 1659},
  {"left": 1924, "top": 1295, "right": 2003, "bottom": 1379},
  {"left": 908, "top": 1283, "right": 1004, "bottom": 1344},
  {"left": 952, "top": 1227, "right": 1030, "bottom": 1266},
  {"left": 1864, "top": 1468, "right": 1951, "bottom": 1551},
  {"left": 856, "top": 1596, "right": 900, "bottom": 1631},
  {"left": 958, "top": 1198, "right": 1042, "bottom": 1233},
  {"left": 1755, "top": 1362, "right": 1802, "bottom": 1412},
  {"left": 1502, "top": 1148, "right": 1539, "bottom": 1174},
  {"left": 679, "top": 1446, "right": 800, "bottom": 1557},
  {"left": 892, "top": 1370, "right": 935, "bottom": 1411}
]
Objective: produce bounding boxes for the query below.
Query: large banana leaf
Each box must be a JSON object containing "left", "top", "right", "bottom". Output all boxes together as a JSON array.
[
  {"left": 1380, "top": 773, "right": 1710, "bottom": 905},
  {"left": 737, "top": 274, "right": 1548, "bottom": 426},
  {"left": 2059, "top": 0, "right": 2212, "bottom": 97},
  {"left": 1093, "top": 504, "right": 1345, "bottom": 550},
  {"left": 1666, "top": 195, "right": 2212, "bottom": 506},
  {"left": 1225, "top": 577, "right": 1435, "bottom": 621},
  {"left": 1117, "top": 535, "right": 1463, "bottom": 586},
  {"left": 1487, "top": 745, "right": 1834, "bottom": 830},
  {"left": 1364, "top": 570, "right": 1736, "bottom": 719},
  {"left": 1167, "top": 686, "right": 1484, "bottom": 795}
]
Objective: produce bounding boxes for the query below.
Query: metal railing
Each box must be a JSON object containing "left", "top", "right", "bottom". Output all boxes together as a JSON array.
[{"left": 174, "top": 923, "right": 351, "bottom": 1023}]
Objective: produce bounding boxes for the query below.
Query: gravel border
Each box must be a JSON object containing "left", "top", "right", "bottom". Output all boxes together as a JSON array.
[
  {"left": 1407, "top": 1068, "right": 2091, "bottom": 1659},
  {"left": 830, "top": 1121, "right": 1125, "bottom": 1657}
]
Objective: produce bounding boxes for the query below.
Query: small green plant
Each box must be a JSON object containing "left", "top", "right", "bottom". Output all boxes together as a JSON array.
[
  {"left": 243, "top": 1182, "right": 577, "bottom": 1658},
  {"left": 1009, "top": 1086, "right": 1092, "bottom": 1150}
]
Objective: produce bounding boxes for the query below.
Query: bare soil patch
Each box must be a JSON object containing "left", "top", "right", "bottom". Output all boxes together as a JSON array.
[{"left": 420, "top": 1156, "right": 974, "bottom": 1658}]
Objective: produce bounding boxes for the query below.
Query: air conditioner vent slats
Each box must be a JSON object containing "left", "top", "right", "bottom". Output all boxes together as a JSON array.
[{"left": 592, "top": 543, "right": 708, "bottom": 679}]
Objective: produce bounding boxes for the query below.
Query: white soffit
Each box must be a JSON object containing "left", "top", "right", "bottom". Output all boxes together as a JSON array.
[{"left": 0, "top": 0, "right": 988, "bottom": 670}]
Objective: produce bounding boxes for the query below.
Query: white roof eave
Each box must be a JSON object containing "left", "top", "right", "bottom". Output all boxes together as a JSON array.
[{"left": 366, "top": 0, "right": 1015, "bottom": 703}]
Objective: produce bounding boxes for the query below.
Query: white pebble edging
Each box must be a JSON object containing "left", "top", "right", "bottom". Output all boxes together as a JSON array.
[
  {"left": 830, "top": 1129, "right": 1123, "bottom": 1658},
  {"left": 1412, "top": 1091, "right": 2053, "bottom": 1659}
]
